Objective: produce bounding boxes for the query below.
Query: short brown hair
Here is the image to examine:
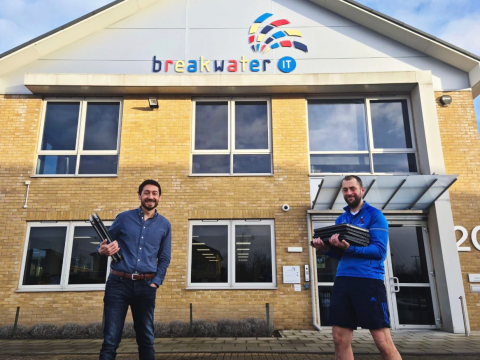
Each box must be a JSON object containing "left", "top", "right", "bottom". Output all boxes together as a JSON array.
[
  {"left": 138, "top": 179, "right": 161, "bottom": 195},
  {"left": 342, "top": 175, "right": 363, "bottom": 188}
]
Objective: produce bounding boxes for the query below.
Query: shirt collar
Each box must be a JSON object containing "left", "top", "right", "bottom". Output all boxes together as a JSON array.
[
  {"left": 138, "top": 206, "right": 159, "bottom": 219},
  {"left": 343, "top": 201, "right": 369, "bottom": 213}
]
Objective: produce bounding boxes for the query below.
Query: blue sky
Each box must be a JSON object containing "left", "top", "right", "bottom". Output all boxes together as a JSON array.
[{"left": 0, "top": 0, "right": 479, "bottom": 130}]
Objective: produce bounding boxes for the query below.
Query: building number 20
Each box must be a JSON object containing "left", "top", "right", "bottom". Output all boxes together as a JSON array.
[{"left": 455, "top": 226, "right": 480, "bottom": 252}]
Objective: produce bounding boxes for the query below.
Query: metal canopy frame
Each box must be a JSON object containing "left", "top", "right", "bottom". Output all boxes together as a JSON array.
[{"left": 310, "top": 175, "right": 458, "bottom": 211}]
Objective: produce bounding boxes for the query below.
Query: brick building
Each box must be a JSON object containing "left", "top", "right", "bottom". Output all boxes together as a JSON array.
[{"left": 0, "top": 0, "right": 479, "bottom": 333}]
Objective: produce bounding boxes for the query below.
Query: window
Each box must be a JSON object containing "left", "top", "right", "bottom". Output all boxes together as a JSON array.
[
  {"left": 307, "top": 97, "right": 418, "bottom": 174},
  {"left": 19, "top": 222, "right": 112, "bottom": 291},
  {"left": 36, "top": 98, "right": 122, "bottom": 176},
  {"left": 192, "top": 98, "right": 272, "bottom": 175},
  {"left": 187, "top": 220, "right": 276, "bottom": 289}
]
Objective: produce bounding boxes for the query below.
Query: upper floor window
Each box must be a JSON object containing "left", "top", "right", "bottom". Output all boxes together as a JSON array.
[
  {"left": 36, "top": 98, "right": 122, "bottom": 176},
  {"left": 19, "top": 222, "right": 112, "bottom": 291},
  {"left": 191, "top": 98, "right": 272, "bottom": 175},
  {"left": 307, "top": 97, "right": 418, "bottom": 174}
]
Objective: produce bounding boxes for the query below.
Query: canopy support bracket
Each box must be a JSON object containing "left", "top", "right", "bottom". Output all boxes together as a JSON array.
[
  {"left": 382, "top": 178, "right": 407, "bottom": 210},
  {"left": 426, "top": 178, "right": 458, "bottom": 210},
  {"left": 312, "top": 182, "right": 323, "bottom": 210},
  {"left": 329, "top": 183, "right": 343, "bottom": 210},
  {"left": 407, "top": 179, "right": 438, "bottom": 210},
  {"left": 363, "top": 177, "right": 376, "bottom": 200}
]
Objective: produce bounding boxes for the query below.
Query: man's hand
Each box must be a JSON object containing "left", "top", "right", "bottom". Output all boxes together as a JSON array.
[
  {"left": 98, "top": 239, "right": 120, "bottom": 256},
  {"left": 311, "top": 237, "right": 331, "bottom": 252},
  {"left": 150, "top": 283, "right": 159, "bottom": 288},
  {"left": 329, "top": 233, "right": 350, "bottom": 250}
]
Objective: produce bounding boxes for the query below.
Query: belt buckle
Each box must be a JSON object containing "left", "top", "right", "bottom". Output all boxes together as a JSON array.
[{"left": 131, "top": 272, "right": 139, "bottom": 280}]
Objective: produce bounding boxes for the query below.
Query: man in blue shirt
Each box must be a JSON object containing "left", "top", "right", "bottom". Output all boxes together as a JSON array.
[
  {"left": 97, "top": 179, "right": 171, "bottom": 360},
  {"left": 311, "top": 175, "right": 401, "bottom": 360}
]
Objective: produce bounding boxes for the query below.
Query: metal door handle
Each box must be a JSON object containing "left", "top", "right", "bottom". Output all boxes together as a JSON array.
[{"left": 391, "top": 277, "right": 400, "bottom": 293}]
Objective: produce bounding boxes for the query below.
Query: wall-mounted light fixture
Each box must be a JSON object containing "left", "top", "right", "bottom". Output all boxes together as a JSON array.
[
  {"left": 148, "top": 97, "right": 159, "bottom": 109},
  {"left": 439, "top": 95, "right": 453, "bottom": 106}
]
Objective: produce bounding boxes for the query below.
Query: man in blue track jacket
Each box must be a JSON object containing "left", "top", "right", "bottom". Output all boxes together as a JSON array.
[{"left": 312, "top": 175, "right": 401, "bottom": 360}]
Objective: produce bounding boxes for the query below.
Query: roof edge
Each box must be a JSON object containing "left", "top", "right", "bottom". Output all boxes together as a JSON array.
[
  {"left": 337, "top": 0, "right": 480, "bottom": 63},
  {"left": 0, "top": 0, "right": 125, "bottom": 60}
]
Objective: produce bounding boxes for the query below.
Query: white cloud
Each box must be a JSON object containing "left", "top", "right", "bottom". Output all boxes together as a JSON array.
[
  {"left": 439, "top": 16, "right": 480, "bottom": 56},
  {"left": 356, "top": 0, "right": 480, "bottom": 56}
]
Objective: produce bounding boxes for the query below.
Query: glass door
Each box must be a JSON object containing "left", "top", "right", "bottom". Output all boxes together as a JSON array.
[
  {"left": 385, "top": 226, "right": 440, "bottom": 329},
  {"left": 314, "top": 222, "right": 337, "bottom": 326}
]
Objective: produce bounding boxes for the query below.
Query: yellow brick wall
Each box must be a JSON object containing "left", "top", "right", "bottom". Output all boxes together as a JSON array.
[
  {"left": 0, "top": 95, "right": 313, "bottom": 329},
  {"left": 435, "top": 91, "right": 480, "bottom": 331}
]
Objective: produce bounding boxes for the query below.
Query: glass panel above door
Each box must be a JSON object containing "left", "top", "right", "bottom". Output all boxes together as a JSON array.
[
  {"left": 308, "top": 100, "right": 367, "bottom": 152},
  {"left": 371, "top": 100, "right": 412, "bottom": 149}
]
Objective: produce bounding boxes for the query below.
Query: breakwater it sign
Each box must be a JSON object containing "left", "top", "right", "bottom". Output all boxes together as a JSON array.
[{"left": 151, "top": 13, "right": 308, "bottom": 74}]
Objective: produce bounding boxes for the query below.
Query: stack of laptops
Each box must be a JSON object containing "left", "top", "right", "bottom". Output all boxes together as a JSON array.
[{"left": 313, "top": 224, "right": 370, "bottom": 247}]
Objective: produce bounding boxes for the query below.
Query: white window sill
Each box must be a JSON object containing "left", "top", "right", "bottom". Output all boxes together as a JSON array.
[
  {"left": 186, "top": 286, "right": 277, "bottom": 290},
  {"left": 31, "top": 175, "right": 119, "bottom": 178},
  {"left": 189, "top": 174, "right": 274, "bottom": 177},
  {"left": 16, "top": 287, "right": 105, "bottom": 292}
]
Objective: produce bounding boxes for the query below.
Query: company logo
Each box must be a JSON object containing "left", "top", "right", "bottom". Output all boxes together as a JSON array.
[
  {"left": 248, "top": 13, "right": 309, "bottom": 55},
  {"left": 151, "top": 13, "right": 308, "bottom": 74},
  {"left": 248, "top": 13, "right": 308, "bottom": 73}
]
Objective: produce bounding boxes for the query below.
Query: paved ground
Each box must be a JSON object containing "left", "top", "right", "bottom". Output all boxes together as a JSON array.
[
  {"left": 0, "top": 330, "right": 479, "bottom": 359},
  {"left": 3, "top": 354, "right": 480, "bottom": 360}
]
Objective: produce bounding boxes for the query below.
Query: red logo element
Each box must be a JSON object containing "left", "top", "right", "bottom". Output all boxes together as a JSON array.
[{"left": 360, "top": 217, "right": 364, "bottom": 224}]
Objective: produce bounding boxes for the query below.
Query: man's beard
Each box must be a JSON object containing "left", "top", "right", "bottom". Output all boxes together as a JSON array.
[
  {"left": 141, "top": 199, "right": 158, "bottom": 210},
  {"left": 345, "top": 194, "right": 361, "bottom": 209}
]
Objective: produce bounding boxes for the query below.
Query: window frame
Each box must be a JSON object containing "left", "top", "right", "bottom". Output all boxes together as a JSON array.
[
  {"left": 306, "top": 95, "right": 418, "bottom": 175},
  {"left": 191, "top": 97, "right": 273, "bottom": 176},
  {"left": 34, "top": 97, "right": 123, "bottom": 177},
  {"left": 187, "top": 219, "right": 277, "bottom": 290},
  {"left": 18, "top": 221, "right": 112, "bottom": 292}
]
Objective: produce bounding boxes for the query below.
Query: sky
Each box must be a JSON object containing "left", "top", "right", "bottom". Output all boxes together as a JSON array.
[{"left": 0, "top": 0, "right": 479, "bottom": 130}]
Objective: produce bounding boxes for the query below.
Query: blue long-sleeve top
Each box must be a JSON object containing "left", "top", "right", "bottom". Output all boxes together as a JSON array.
[
  {"left": 324, "top": 201, "right": 388, "bottom": 281},
  {"left": 97, "top": 207, "right": 172, "bottom": 287}
]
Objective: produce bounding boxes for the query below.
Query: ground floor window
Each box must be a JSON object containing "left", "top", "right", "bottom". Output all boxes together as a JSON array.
[
  {"left": 187, "top": 220, "right": 276, "bottom": 289},
  {"left": 19, "top": 222, "right": 111, "bottom": 291}
]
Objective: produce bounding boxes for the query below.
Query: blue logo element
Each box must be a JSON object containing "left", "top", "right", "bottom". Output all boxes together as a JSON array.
[
  {"left": 370, "top": 297, "right": 376, "bottom": 302},
  {"left": 278, "top": 56, "right": 296, "bottom": 73}
]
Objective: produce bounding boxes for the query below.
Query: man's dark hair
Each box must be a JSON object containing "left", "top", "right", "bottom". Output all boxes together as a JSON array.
[
  {"left": 342, "top": 175, "right": 363, "bottom": 188},
  {"left": 138, "top": 179, "right": 161, "bottom": 195}
]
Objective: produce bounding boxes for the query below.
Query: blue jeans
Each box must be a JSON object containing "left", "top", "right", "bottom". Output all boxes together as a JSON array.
[{"left": 100, "top": 274, "right": 157, "bottom": 360}]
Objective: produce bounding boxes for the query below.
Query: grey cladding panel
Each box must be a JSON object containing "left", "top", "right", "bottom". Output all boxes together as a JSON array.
[
  {"left": 188, "top": 0, "right": 272, "bottom": 28},
  {"left": 273, "top": 0, "right": 355, "bottom": 27},
  {"left": 108, "top": 0, "right": 187, "bottom": 28},
  {"left": 43, "top": 29, "right": 186, "bottom": 61}
]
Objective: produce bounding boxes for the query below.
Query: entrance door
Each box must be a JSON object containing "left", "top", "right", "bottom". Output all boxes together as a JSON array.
[{"left": 385, "top": 226, "right": 440, "bottom": 329}]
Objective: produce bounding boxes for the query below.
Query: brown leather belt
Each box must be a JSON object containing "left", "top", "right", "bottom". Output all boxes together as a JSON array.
[{"left": 110, "top": 270, "right": 155, "bottom": 280}]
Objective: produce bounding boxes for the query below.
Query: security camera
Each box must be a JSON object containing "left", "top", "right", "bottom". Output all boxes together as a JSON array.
[{"left": 282, "top": 204, "right": 290, "bottom": 212}]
